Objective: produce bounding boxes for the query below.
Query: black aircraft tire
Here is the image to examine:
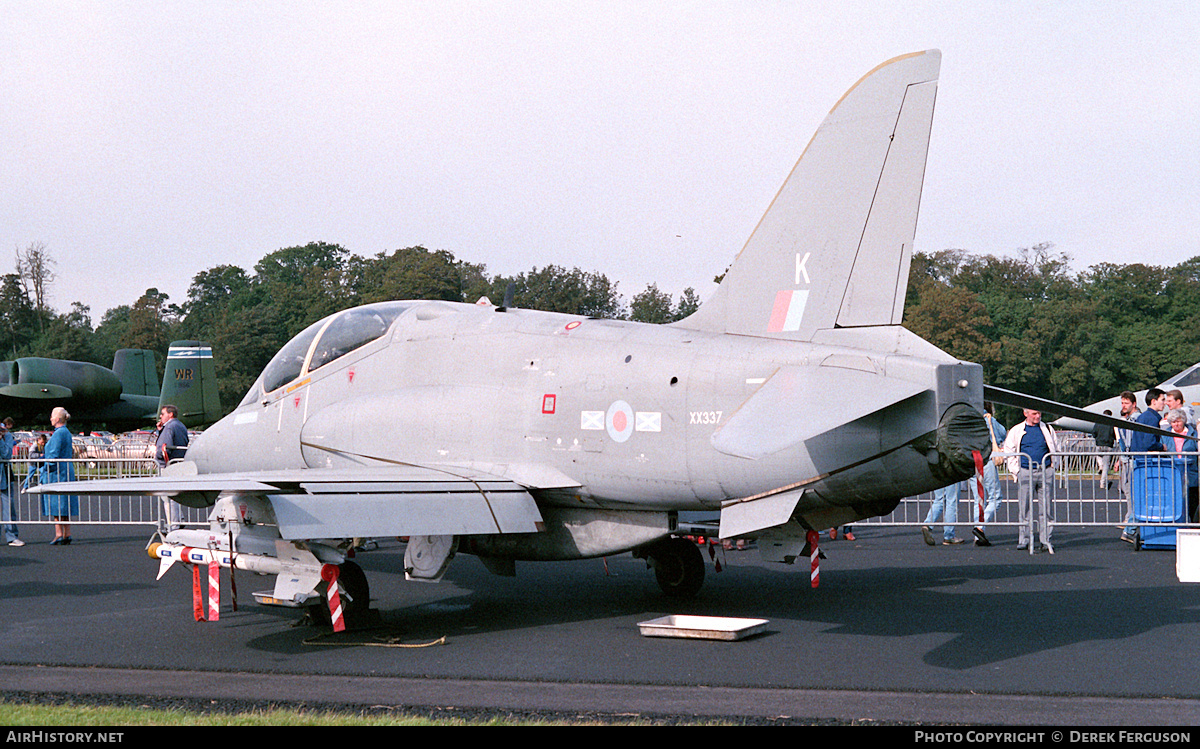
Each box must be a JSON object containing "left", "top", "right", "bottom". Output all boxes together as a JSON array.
[
  {"left": 307, "top": 560, "right": 371, "bottom": 627},
  {"left": 651, "top": 537, "right": 705, "bottom": 599},
  {"left": 337, "top": 560, "right": 370, "bottom": 612}
]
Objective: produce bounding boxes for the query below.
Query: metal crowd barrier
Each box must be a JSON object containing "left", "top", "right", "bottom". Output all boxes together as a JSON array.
[
  {"left": 4, "top": 442, "right": 1198, "bottom": 554},
  {"left": 5, "top": 457, "right": 209, "bottom": 531},
  {"left": 862, "top": 445, "right": 1200, "bottom": 553}
]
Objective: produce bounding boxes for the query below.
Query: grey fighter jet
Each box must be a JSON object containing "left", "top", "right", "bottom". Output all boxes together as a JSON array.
[{"left": 35, "top": 51, "right": 1166, "bottom": 625}]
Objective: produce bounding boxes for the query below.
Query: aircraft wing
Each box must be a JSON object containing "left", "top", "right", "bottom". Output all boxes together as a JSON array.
[
  {"left": 0, "top": 383, "right": 73, "bottom": 399},
  {"left": 31, "top": 464, "right": 545, "bottom": 539}
]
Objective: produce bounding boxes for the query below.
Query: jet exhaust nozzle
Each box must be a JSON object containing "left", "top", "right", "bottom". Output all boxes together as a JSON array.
[{"left": 934, "top": 402, "right": 992, "bottom": 482}]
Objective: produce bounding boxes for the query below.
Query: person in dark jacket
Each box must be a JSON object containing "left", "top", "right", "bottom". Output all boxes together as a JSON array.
[{"left": 154, "top": 405, "right": 189, "bottom": 468}]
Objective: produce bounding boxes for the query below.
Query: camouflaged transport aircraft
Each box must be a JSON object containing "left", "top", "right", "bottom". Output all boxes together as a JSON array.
[{"left": 0, "top": 344, "right": 219, "bottom": 432}]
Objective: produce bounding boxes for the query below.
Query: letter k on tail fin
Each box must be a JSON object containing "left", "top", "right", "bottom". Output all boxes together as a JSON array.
[{"left": 676, "top": 50, "right": 940, "bottom": 340}]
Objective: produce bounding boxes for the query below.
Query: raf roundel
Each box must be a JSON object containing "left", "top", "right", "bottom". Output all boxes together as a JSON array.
[{"left": 606, "top": 400, "right": 634, "bottom": 443}]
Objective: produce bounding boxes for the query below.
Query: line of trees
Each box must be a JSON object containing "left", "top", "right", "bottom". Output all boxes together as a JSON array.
[
  {"left": 4, "top": 242, "right": 702, "bottom": 410},
  {"left": 906, "top": 242, "right": 1200, "bottom": 418},
  {"left": 7, "top": 240, "right": 1199, "bottom": 421}
]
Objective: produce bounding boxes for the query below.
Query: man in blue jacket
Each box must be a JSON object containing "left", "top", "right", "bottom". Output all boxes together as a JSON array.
[
  {"left": 154, "top": 405, "right": 189, "bottom": 469},
  {"left": 1122, "top": 388, "right": 1167, "bottom": 544},
  {"left": 1129, "top": 388, "right": 1166, "bottom": 453}
]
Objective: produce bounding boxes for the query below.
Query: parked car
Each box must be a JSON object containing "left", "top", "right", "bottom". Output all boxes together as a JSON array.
[
  {"left": 108, "top": 434, "right": 156, "bottom": 460},
  {"left": 73, "top": 435, "right": 112, "bottom": 459},
  {"left": 11, "top": 431, "right": 35, "bottom": 459}
]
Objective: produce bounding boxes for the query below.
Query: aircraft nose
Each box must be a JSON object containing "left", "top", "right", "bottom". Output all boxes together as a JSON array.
[{"left": 933, "top": 402, "right": 991, "bottom": 481}]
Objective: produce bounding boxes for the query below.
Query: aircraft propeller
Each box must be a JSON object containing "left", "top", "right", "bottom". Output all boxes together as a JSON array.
[{"left": 984, "top": 385, "right": 1178, "bottom": 441}]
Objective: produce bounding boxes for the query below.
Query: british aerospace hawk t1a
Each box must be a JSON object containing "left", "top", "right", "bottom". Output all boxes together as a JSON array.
[{"left": 36, "top": 50, "right": 1158, "bottom": 627}]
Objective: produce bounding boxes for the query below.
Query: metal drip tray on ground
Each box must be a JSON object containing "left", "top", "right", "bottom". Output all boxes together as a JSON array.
[{"left": 636, "top": 615, "right": 768, "bottom": 641}]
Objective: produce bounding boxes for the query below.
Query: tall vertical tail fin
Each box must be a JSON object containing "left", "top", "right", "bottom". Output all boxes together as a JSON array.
[
  {"left": 676, "top": 50, "right": 940, "bottom": 340},
  {"left": 158, "top": 341, "right": 222, "bottom": 427}
]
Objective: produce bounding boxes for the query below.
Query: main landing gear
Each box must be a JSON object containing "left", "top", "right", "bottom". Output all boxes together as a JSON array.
[{"left": 638, "top": 536, "right": 706, "bottom": 599}]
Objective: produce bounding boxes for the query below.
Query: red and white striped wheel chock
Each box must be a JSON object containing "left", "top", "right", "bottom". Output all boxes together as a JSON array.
[
  {"left": 191, "top": 557, "right": 204, "bottom": 622},
  {"left": 973, "top": 449, "right": 986, "bottom": 522},
  {"left": 807, "top": 530, "right": 819, "bottom": 588},
  {"left": 321, "top": 564, "right": 346, "bottom": 633},
  {"left": 207, "top": 559, "right": 220, "bottom": 621}
]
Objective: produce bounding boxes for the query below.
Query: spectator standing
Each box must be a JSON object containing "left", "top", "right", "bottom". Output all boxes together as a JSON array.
[
  {"left": 40, "top": 407, "right": 77, "bottom": 545},
  {"left": 154, "top": 405, "right": 189, "bottom": 468},
  {"left": 922, "top": 481, "right": 964, "bottom": 545},
  {"left": 1163, "top": 408, "right": 1199, "bottom": 523},
  {"left": 972, "top": 403, "right": 1007, "bottom": 547},
  {"left": 1117, "top": 391, "right": 1140, "bottom": 544},
  {"left": 0, "top": 417, "right": 20, "bottom": 546},
  {"left": 1122, "top": 388, "right": 1167, "bottom": 545},
  {"left": 1003, "top": 409, "right": 1061, "bottom": 553}
]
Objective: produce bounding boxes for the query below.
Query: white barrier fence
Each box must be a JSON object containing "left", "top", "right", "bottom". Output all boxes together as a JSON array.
[
  {"left": 861, "top": 447, "right": 1199, "bottom": 552},
  {"left": 3, "top": 458, "right": 208, "bottom": 532},
  {"left": 4, "top": 443, "right": 1198, "bottom": 551}
]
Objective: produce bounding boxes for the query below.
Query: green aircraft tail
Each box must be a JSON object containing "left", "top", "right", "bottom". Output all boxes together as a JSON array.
[
  {"left": 159, "top": 341, "right": 222, "bottom": 427},
  {"left": 112, "top": 349, "right": 159, "bottom": 397}
]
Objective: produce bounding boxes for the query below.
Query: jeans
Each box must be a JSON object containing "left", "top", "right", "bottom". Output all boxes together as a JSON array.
[
  {"left": 0, "top": 484, "right": 17, "bottom": 542},
  {"left": 924, "top": 483, "right": 959, "bottom": 540},
  {"left": 975, "top": 462, "right": 1002, "bottom": 529}
]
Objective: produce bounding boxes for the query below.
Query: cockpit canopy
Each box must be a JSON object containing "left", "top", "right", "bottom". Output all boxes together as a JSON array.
[
  {"left": 1167, "top": 364, "right": 1200, "bottom": 389},
  {"left": 256, "top": 301, "right": 412, "bottom": 397}
]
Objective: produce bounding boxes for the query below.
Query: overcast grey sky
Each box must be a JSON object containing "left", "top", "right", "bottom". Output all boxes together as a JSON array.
[{"left": 4, "top": 1, "right": 1198, "bottom": 320}]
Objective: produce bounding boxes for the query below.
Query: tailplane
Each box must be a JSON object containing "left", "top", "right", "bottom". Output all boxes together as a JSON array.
[
  {"left": 158, "top": 341, "right": 221, "bottom": 427},
  {"left": 675, "top": 50, "right": 940, "bottom": 340}
]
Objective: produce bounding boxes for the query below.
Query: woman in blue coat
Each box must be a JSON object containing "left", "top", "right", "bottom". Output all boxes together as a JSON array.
[{"left": 40, "top": 407, "right": 77, "bottom": 545}]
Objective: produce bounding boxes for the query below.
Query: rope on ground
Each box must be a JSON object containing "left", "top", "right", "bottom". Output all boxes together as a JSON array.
[{"left": 302, "top": 628, "right": 447, "bottom": 648}]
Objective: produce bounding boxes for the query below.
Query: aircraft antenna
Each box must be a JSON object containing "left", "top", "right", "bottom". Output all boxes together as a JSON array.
[{"left": 499, "top": 282, "right": 516, "bottom": 312}]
